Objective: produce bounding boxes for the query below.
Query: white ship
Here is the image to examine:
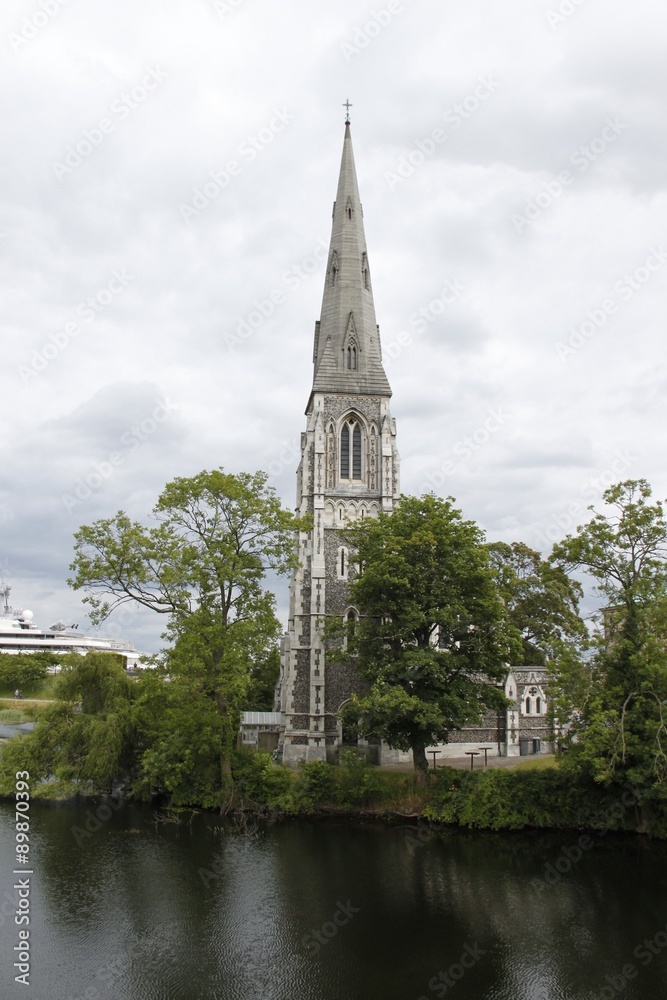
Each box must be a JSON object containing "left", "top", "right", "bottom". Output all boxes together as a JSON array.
[{"left": 0, "top": 584, "right": 143, "bottom": 670}]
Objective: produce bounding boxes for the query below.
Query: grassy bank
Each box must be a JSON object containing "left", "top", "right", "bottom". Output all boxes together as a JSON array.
[
  {"left": 229, "top": 751, "right": 667, "bottom": 838},
  {"left": 2, "top": 740, "right": 665, "bottom": 838}
]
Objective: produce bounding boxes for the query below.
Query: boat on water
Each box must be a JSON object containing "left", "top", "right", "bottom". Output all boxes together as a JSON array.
[{"left": 0, "top": 584, "right": 144, "bottom": 670}]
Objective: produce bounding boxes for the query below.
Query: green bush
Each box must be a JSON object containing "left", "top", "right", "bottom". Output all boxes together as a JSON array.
[
  {"left": 296, "top": 759, "right": 338, "bottom": 809},
  {"left": 335, "top": 748, "right": 384, "bottom": 808},
  {"left": 231, "top": 750, "right": 294, "bottom": 808},
  {"left": 422, "top": 766, "right": 667, "bottom": 835}
]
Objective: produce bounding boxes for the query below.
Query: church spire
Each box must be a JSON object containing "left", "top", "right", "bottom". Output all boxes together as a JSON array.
[{"left": 310, "top": 122, "right": 392, "bottom": 403}]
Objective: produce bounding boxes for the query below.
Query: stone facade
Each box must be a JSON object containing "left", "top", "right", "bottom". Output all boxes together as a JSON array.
[{"left": 277, "top": 123, "right": 400, "bottom": 765}]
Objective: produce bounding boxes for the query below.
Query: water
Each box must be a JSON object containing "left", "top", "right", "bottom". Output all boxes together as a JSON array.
[{"left": 1, "top": 799, "right": 667, "bottom": 999}]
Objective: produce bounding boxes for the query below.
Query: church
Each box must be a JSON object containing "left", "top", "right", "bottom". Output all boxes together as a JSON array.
[{"left": 274, "top": 115, "right": 552, "bottom": 766}]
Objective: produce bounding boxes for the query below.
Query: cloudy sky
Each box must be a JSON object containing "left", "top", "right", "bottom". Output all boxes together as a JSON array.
[{"left": 2, "top": 0, "right": 666, "bottom": 653}]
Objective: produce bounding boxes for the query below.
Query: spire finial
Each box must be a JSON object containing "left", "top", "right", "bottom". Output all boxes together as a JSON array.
[{"left": 343, "top": 99, "right": 353, "bottom": 124}]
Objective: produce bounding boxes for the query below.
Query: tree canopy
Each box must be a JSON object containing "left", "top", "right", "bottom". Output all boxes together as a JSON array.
[
  {"left": 487, "top": 541, "right": 587, "bottom": 665},
  {"left": 67, "top": 468, "right": 307, "bottom": 804},
  {"left": 550, "top": 479, "right": 667, "bottom": 790},
  {"left": 338, "top": 494, "right": 521, "bottom": 776}
]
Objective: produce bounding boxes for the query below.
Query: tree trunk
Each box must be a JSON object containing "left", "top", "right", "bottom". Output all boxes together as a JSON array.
[{"left": 413, "top": 744, "right": 429, "bottom": 782}]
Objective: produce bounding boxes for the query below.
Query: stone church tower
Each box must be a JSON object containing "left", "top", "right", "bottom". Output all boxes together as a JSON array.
[{"left": 278, "top": 120, "right": 400, "bottom": 765}]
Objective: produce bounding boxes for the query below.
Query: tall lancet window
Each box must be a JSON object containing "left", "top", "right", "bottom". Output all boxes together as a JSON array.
[
  {"left": 352, "top": 424, "right": 361, "bottom": 478},
  {"left": 340, "top": 418, "right": 363, "bottom": 480},
  {"left": 347, "top": 343, "right": 357, "bottom": 370},
  {"left": 341, "top": 424, "right": 350, "bottom": 478}
]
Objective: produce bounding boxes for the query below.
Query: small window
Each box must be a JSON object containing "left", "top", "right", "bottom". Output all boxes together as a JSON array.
[
  {"left": 340, "top": 549, "right": 346, "bottom": 577},
  {"left": 536, "top": 697, "right": 542, "bottom": 714},
  {"left": 525, "top": 698, "right": 531, "bottom": 715},
  {"left": 347, "top": 609, "right": 357, "bottom": 637},
  {"left": 362, "top": 253, "right": 369, "bottom": 289},
  {"left": 348, "top": 207, "right": 352, "bottom": 219}
]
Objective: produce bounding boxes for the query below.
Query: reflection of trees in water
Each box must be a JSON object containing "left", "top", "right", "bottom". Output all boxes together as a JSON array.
[
  {"left": 33, "top": 801, "right": 314, "bottom": 998},
  {"left": 415, "top": 830, "right": 667, "bottom": 998},
  {"left": 19, "top": 803, "right": 667, "bottom": 1000}
]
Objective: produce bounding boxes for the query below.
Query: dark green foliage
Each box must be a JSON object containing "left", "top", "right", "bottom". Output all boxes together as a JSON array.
[
  {"left": 422, "top": 766, "right": 659, "bottom": 834},
  {"left": 241, "top": 646, "right": 281, "bottom": 711},
  {"left": 338, "top": 494, "right": 521, "bottom": 776},
  {"left": 132, "top": 670, "right": 230, "bottom": 809},
  {"left": 295, "top": 759, "right": 338, "bottom": 809}
]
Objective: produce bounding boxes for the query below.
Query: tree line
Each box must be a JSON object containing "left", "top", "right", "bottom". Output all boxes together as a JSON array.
[{"left": 1, "top": 470, "right": 666, "bottom": 817}]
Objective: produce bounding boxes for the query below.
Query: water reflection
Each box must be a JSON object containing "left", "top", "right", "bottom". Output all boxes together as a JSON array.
[{"left": 1, "top": 801, "right": 667, "bottom": 1000}]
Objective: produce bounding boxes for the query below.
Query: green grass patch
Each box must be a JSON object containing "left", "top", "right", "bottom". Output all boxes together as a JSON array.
[
  {"left": 0, "top": 700, "right": 50, "bottom": 720},
  {"left": 0, "top": 676, "right": 59, "bottom": 701},
  {"left": 0, "top": 709, "right": 24, "bottom": 723},
  {"left": 509, "top": 755, "right": 558, "bottom": 771}
]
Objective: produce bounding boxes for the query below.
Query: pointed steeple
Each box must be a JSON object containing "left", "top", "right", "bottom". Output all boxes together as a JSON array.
[{"left": 309, "top": 122, "right": 392, "bottom": 404}]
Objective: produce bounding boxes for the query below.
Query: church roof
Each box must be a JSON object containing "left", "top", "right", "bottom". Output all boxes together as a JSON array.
[{"left": 308, "top": 122, "right": 392, "bottom": 406}]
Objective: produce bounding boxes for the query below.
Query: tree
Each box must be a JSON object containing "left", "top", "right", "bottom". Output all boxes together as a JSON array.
[
  {"left": 338, "top": 494, "right": 521, "bottom": 778},
  {"left": 0, "top": 652, "right": 136, "bottom": 796},
  {"left": 68, "top": 468, "right": 308, "bottom": 803},
  {"left": 0, "top": 652, "right": 52, "bottom": 692},
  {"left": 487, "top": 541, "right": 587, "bottom": 665},
  {"left": 550, "top": 479, "right": 667, "bottom": 788}
]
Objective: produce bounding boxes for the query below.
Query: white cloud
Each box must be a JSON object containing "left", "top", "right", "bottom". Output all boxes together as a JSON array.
[{"left": 1, "top": 0, "right": 666, "bottom": 651}]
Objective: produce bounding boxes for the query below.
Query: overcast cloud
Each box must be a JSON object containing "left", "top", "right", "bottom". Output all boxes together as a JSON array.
[{"left": 1, "top": 0, "right": 666, "bottom": 653}]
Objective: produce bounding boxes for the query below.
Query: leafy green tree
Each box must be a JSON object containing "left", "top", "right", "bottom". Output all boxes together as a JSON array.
[
  {"left": 487, "top": 541, "right": 587, "bottom": 664},
  {"left": 550, "top": 479, "right": 667, "bottom": 788},
  {"left": 0, "top": 653, "right": 50, "bottom": 692},
  {"left": 0, "top": 652, "right": 136, "bottom": 795},
  {"left": 68, "top": 469, "right": 307, "bottom": 802},
  {"left": 131, "top": 668, "right": 226, "bottom": 808},
  {"left": 338, "top": 494, "right": 521, "bottom": 778}
]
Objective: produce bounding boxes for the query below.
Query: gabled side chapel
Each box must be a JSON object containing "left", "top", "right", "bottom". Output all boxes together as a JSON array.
[{"left": 276, "top": 119, "right": 552, "bottom": 765}]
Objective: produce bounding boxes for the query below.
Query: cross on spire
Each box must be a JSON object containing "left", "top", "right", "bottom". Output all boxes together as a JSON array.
[{"left": 343, "top": 99, "right": 353, "bottom": 124}]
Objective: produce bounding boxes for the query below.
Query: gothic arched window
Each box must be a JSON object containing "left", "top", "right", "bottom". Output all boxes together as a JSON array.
[
  {"left": 347, "top": 343, "right": 357, "bottom": 370},
  {"left": 525, "top": 698, "right": 531, "bottom": 715},
  {"left": 352, "top": 424, "right": 361, "bottom": 478},
  {"left": 341, "top": 424, "right": 350, "bottom": 478},
  {"left": 340, "top": 417, "right": 363, "bottom": 480}
]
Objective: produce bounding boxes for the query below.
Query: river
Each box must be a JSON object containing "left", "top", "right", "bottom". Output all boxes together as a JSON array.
[{"left": 1, "top": 799, "right": 667, "bottom": 999}]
